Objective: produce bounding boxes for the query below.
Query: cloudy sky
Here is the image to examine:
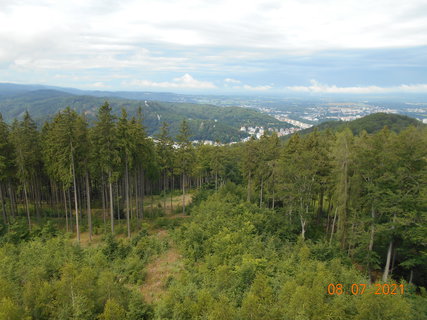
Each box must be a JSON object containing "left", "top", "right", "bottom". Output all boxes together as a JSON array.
[{"left": 1, "top": 0, "right": 427, "bottom": 94}]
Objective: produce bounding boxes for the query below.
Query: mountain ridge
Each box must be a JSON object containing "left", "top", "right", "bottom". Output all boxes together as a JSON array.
[{"left": 0, "top": 84, "right": 286, "bottom": 143}]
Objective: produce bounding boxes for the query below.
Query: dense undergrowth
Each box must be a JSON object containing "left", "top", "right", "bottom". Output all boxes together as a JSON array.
[{"left": 0, "top": 187, "right": 426, "bottom": 319}]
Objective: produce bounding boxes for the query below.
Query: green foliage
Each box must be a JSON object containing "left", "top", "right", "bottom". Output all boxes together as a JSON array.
[
  {"left": 0, "top": 91, "right": 285, "bottom": 143},
  {"left": 299, "top": 113, "right": 424, "bottom": 136},
  {"left": 0, "top": 106, "right": 426, "bottom": 319},
  {"left": 126, "top": 292, "right": 153, "bottom": 320},
  {"left": 99, "top": 299, "right": 126, "bottom": 320}
]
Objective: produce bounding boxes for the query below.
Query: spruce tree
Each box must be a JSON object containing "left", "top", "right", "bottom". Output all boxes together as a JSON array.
[
  {"left": 10, "top": 112, "right": 41, "bottom": 230},
  {"left": 176, "top": 120, "right": 194, "bottom": 214},
  {"left": 41, "top": 107, "right": 87, "bottom": 242},
  {"left": 92, "top": 102, "right": 120, "bottom": 233}
]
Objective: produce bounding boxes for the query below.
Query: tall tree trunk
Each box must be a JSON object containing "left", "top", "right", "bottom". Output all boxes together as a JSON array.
[
  {"left": 63, "top": 186, "right": 69, "bottom": 232},
  {"left": 259, "top": 177, "right": 264, "bottom": 207},
  {"left": 163, "top": 171, "right": 167, "bottom": 212},
  {"left": 317, "top": 189, "right": 324, "bottom": 221},
  {"left": 116, "top": 182, "right": 120, "bottom": 221},
  {"left": 141, "top": 169, "right": 145, "bottom": 219},
  {"left": 7, "top": 182, "right": 16, "bottom": 218},
  {"left": 85, "top": 170, "right": 92, "bottom": 242},
  {"left": 150, "top": 182, "right": 154, "bottom": 214},
  {"left": 133, "top": 170, "right": 137, "bottom": 220},
  {"left": 101, "top": 176, "right": 106, "bottom": 231},
  {"left": 300, "top": 214, "right": 306, "bottom": 240},
  {"left": 170, "top": 175, "right": 174, "bottom": 212},
  {"left": 367, "top": 207, "right": 375, "bottom": 282},
  {"left": 0, "top": 183, "right": 8, "bottom": 224},
  {"left": 125, "top": 161, "right": 130, "bottom": 238},
  {"left": 382, "top": 240, "right": 393, "bottom": 282},
  {"left": 68, "top": 189, "right": 73, "bottom": 231},
  {"left": 272, "top": 171, "right": 275, "bottom": 209},
  {"left": 108, "top": 171, "right": 114, "bottom": 233},
  {"left": 23, "top": 182, "right": 31, "bottom": 231},
  {"left": 382, "top": 212, "right": 396, "bottom": 282},
  {"left": 182, "top": 173, "right": 186, "bottom": 214},
  {"left": 71, "top": 153, "right": 80, "bottom": 243},
  {"left": 329, "top": 207, "right": 338, "bottom": 245}
]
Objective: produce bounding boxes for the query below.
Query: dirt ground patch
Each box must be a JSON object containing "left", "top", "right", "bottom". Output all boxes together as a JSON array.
[{"left": 140, "top": 245, "right": 184, "bottom": 303}]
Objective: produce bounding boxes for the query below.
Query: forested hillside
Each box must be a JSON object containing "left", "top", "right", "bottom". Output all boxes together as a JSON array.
[
  {"left": 0, "top": 88, "right": 286, "bottom": 143},
  {"left": 0, "top": 105, "right": 426, "bottom": 319},
  {"left": 300, "top": 113, "right": 424, "bottom": 135}
]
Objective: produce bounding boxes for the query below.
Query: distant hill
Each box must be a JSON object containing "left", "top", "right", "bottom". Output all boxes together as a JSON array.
[
  {"left": 0, "top": 84, "right": 287, "bottom": 143},
  {"left": 0, "top": 82, "right": 194, "bottom": 102},
  {"left": 298, "top": 113, "right": 424, "bottom": 136}
]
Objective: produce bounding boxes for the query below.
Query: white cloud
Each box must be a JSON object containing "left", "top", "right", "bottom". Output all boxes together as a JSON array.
[
  {"left": 286, "top": 80, "right": 427, "bottom": 94},
  {"left": 90, "top": 81, "right": 108, "bottom": 88},
  {"left": 1, "top": 0, "right": 426, "bottom": 89},
  {"left": 224, "top": 78, "right": 241, "bottom": 84},
  {"left": 127, "top": 73, "right": 216, "bottom": 89},
  {"left": 243, "top": 84, "right": 272, "bottom": 91},
  {"left": 1, "top": 0, "right": 426, "bottom": 68}
]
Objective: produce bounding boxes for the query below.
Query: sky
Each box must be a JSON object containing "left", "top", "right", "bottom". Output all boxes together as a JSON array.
[{"left": 1, "top": 0, "right": 427, "bottom": 95}]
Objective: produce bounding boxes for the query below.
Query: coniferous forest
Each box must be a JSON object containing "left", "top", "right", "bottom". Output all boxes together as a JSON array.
[{"left": 0, "top": 103, "right": 426, "bottom": 319}]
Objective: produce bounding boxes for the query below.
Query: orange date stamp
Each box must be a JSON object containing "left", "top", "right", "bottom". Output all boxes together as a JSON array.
[{"left": 327, "top": 283, "right": 404, "bottom": 295}]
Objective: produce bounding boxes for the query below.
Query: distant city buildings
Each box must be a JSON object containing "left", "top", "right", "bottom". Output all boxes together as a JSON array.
[
  {"left": 239, "top": 125, "right": 300, "bottom": 138},
  {"left": 273, "top": 115, "right": 313, "bottom": 129}
]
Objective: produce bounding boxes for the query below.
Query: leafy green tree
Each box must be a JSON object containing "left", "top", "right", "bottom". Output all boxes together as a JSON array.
[
  {"left": 240, "top": 274, "right": 280, "bottom": 320},
  {"left": 241, "top": 137, "right": 258, "bottom": 202},
  {"left": 98, "top": 299, "right": 126, "bottom": 320},
  {"left": 0, "top": 297, "right": 28, "bottom": 320},
  {"left": 126, "top": 291, "right": 153, "bottom": 320}
]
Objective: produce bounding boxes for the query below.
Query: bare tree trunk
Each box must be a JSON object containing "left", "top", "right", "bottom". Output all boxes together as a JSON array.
[
  {"left": 300, "top": 214, "right": 306, "bottom": 240},
  {"left": 108, "top": 171, "right": 114, "bottom": 233},
  {"left": 259, "top": 177, "right": 264, "bottom": 207},
  {"left": 141, "top": 170, "right": 145, "bottom": 219},
  {"left": 63, "top": 187, "right": 69, "bottom": 233},
  {"left": 131, "top": 170, "right": 136, "bottom": 220},
  {"left": 163, "top": 171, "right": 167, "bottom": 211},
  {"left": 23, "top": 182, "right": 31, "bottom": 231},
  {"left": 170, "top": 175, "right": 174, "bottom": 212},
  {"left": 0, "top": 183, "right": 8, "bottom": 224},
  {"left": 329, "top": 207, "right": 338, "bottom": 245},
  {"left": 382, "top": 240, "right": 393, "bottom": 282},
  {"left": 71, "top": 153, "right": 80, "bottom": 243},
  {"left": 150, "top": 182, "right": 154, "bottom": 214},
  {"left": 7, "top": 182, "right": 15, "bottom": 218},
  {"left": 125, "top": 161, "right": 130, "bottom": 238},
  {"left": 272, "top": 171, "right": 275, "bottom": 209},
  {"left": 68, "top": 189, "right": 73, "bottom": 231},
  {"left": 368, "top": 219, "right": 375, "bottom": 252},
  {"left": 182, "top": 173, "right": 186, "bottom": 214},
  {"left": 101, "top": 175, "right": 106, "bottom": 230},
  {"left": 85, "top": 171, "right": 92, "bottom": 242},
  {"left": 366, "top": 207, "right": 375, "bottom": 282},
  {"left": 116, "top": 182, "right": 120, "bottom": 222}
]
